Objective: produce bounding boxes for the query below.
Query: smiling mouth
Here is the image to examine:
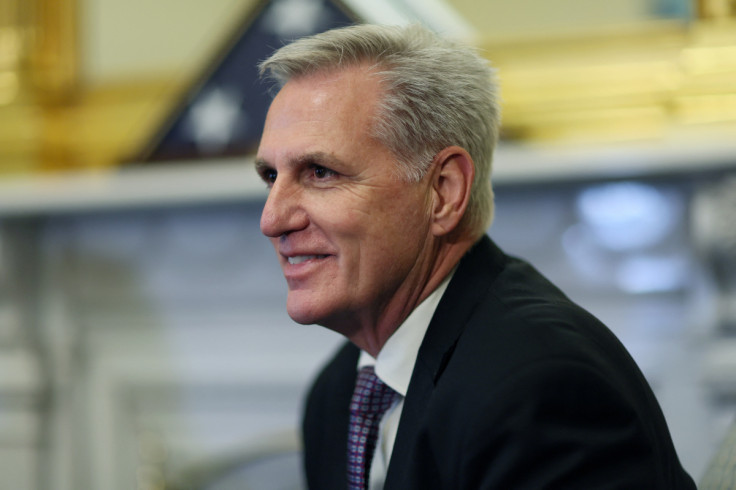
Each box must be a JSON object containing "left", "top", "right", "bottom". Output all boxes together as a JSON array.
[{"left": 287, "top": 255, "right": 329, "bottom": 265}]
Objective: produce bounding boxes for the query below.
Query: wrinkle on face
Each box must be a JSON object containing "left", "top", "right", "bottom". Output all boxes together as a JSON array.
[{"left": 257, "top": 64, "right": 446, "bottom": 355}]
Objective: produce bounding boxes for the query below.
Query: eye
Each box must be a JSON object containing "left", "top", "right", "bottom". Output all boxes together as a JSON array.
[
  {"left": 311, "top": 165, "right": 337, "bottom": 180},
  {"left": 258, "top": 167, "right": 277, "bottom": 186}
]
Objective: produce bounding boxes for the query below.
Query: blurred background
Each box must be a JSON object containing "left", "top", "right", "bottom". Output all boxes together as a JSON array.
[{"left": 1, "top": 0, "right": 736, "bottom": 488}]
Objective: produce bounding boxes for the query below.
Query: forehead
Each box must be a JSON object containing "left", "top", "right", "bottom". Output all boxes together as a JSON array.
[
  {"left": 258, "top": 65, "right": 389, "bottom": 168},
  {"left": 265, "top": 65, "right": 381, "bottom": 131}
]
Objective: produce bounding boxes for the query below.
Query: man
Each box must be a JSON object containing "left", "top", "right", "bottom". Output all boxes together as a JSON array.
[{"left": 255, "top": 23, "right": 695, "bottom": 490}]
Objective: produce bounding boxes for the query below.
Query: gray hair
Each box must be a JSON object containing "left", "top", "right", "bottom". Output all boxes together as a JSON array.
[{"left": 259, "top": 23, "right": 500, "bottom": 237}]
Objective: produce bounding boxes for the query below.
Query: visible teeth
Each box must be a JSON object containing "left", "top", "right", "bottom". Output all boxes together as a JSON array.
[{"left": 288, "top": 255, "right": 326, "bottom": 265}]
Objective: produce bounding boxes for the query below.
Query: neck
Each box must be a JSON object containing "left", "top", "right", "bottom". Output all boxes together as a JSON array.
[{"left": 346, "top": 234, "right": 476, "bottom": 357}]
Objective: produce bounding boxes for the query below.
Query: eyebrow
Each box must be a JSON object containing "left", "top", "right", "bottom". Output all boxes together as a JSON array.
[
  {"left": 254, "top": 158, "right": 271, "bottom": 173},
  {"left": 255, "top": 151, "right": 345, "bottom": 172},
  {"left": 297, "top": 151, "right": 344, "bottom": 168}
]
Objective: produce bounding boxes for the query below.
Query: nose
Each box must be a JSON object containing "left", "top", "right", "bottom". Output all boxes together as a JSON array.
[{"left": 260, "top": 177, "right": 308, "bottom": 238}]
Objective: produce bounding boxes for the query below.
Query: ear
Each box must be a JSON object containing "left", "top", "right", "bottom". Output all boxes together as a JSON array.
[{"left": 429, "top": 146, "right": 474, "bottom": 237}]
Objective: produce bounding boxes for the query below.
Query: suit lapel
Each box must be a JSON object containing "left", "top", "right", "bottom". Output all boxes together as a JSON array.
[
  {"left": 303, "top": 341, "right": 359, "bottom": 490},
  {"left": 383, "top": 237, "right": 506, "bottom": 488}
]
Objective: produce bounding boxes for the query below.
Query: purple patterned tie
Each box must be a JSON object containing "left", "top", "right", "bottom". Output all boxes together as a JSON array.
[{"left": 347, "top": 366, "right": 397, "bottom": 490}]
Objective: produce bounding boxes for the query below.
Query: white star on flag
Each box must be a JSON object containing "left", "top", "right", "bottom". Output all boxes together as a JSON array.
[
  {"left": 185, "top": 87, "right": 246, "bottom": 154},
  {"left": 262, "top": 0, "right": 327, "bottom": 38}
]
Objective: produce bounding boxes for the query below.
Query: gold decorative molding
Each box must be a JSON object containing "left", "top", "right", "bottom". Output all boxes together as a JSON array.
[
  {"left": 0, "top": 0, "right": 192, "bottom": 174},
  {"left": 0, "top": 0, "right": 82, "bottom": 174},
  {"left": 697, "top": 0, "right": 736, "bottom": 20},
  {"left": 37, "top": 78, "right": 182, "bottom": 171},
  {"left": 478, "top": 17, "right": 736, "bottom": 145},
  {"left": 29, "top": 0, "right": 79, "bottom": 103},
  {"left": 2, "top": 1, "right": 736, "bottom": 175}
]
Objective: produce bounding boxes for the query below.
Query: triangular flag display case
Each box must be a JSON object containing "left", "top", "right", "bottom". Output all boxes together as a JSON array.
[{"left": 139, "top": 0, "right": 359, "bottom": 162}]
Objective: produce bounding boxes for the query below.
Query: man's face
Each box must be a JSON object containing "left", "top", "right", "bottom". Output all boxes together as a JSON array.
[{"left": 256, "top": 66, "right": 436, "bottom": 337}]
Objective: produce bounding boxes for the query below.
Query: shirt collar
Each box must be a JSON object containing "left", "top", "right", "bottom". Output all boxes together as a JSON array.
[{"left": 358, "top": 270, "right": 455, "bottom": 396}]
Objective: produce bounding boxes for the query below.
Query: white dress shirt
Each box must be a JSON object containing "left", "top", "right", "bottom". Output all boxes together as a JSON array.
[{"left": 357, "top": 271, "right": 454, "bottom": 490}]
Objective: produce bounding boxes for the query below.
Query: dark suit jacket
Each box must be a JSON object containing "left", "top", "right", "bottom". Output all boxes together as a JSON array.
[{"left": 302, "top": 236, "right": 695, "bottom": 489}]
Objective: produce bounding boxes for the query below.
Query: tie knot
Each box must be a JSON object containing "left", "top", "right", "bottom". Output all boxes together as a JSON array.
[{"left": 349, "top": 366, "right": 397, "bottom": 416}]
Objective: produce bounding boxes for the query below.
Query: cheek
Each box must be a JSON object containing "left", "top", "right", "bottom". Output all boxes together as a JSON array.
[
  {"left": 367, "top": 192, "right": 432, "bottom": 256},
  {"left": 388, "top": 190, "right": 433, "bottom": 232},
  {"left": 312, "top": 185, "right": 431, "bottom": 254}
]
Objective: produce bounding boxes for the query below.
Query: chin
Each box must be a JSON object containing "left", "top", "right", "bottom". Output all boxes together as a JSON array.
[
  {"left": 286, "top": 307, "right": 318, "bottom": 326},
  {"left": 286, "top": 295, "right": 353, "bottom": 335},
  {"left": 286, "top": 295, "right": 326, "bottom": 326}
]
